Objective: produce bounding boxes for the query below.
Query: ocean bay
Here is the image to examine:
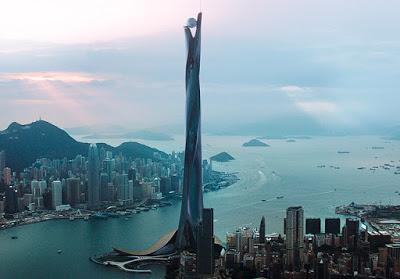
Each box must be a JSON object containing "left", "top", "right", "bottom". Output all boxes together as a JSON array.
[{"left": 1, "top": 135, "right": 400, "bottom": 278}]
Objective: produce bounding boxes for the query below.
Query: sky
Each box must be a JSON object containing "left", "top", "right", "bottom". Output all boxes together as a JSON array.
[{"left": 1, "top": 0, "right": 400, "bottom": 136}]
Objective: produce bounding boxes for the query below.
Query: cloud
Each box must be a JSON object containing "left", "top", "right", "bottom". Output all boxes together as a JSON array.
[
  {"left": 296, "top": 101, "right": 337, "bottom": 114},
  {"left": 0, "top": 72, "right": 106, "bottom": 83},
  {"left": 279, "top": 85, "right": 306, "bottom": 93}
]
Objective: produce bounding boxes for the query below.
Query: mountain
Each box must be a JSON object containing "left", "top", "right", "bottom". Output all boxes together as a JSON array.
[
  {"left": 0, "top": 120, "right": 167, "bottom": 172},
  {"left": 210, "top": 152, "right": 235, "bottom": 162},
  {"left": 243, "top": 139, "right": 270, "bottom": 147}
]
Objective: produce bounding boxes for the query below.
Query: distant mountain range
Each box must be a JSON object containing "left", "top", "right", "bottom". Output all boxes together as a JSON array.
[
  {"left": 0, "top": 120, "right": 167, "bottom": 172},
  {"left": 65, "top": 125, "right": 174, "bottom": 141}
]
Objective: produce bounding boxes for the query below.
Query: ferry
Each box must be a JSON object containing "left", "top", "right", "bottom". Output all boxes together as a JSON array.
[{"left": 276, "top": 196, "right": 284, "bottom": 200}]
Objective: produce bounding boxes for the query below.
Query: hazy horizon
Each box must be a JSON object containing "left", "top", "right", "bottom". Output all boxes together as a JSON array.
[{"left": 1, "top": 0, "right": 400, "bottom": 136}]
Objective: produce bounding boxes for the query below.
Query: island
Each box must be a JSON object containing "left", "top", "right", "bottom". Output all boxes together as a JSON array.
[
  {"left": 210, "top": 152, "right": 235, "bottom": 162},
  {"left": 242, "top": 139, "right": 269, "bottom": 147}
]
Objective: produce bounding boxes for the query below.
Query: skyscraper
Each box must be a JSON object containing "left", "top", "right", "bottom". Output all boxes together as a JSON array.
[
  {"left": 0, "top": 150, "right": 5, "bottom": 173},
  {"left": 87, "top": 143, "right": 100, "bottom": 209},
  {"left": 259, "top": 216, "right": 266, "bottom": 243},
  {"left": 51, "top": 180, "right": 62, "bottom": 209},
  {"left": 176, "top": 12, "right": 204, "bottom": 251},
  {"left": 286, "top": 206, "right": 304, "bottom": 271},
  {"left": 5, "top": 186, "right": 18, "bottom": 214}
]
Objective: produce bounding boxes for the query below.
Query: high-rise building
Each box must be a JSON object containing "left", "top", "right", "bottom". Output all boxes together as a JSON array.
[
  {"left": 87, "top": 143, "right": 100, "bottom": 209},
  {"left": 51, "top": 180, "right": 62, "bottom": 209},
  {"left": 306, "top": 218, "right": 321, "bottom": 235},
  {"left": 31, "top": 180, "right": 40, "bottom": 198},
  {"left": 5, "top": 186, "right": 18, "bottom": 214},
  {"left": 3, "top": 167, "right": 12, "bottom": 185},
  {"left": 38, "top": 180, "right": 47, "bottom": 194},
  {"left": 66, "top": 178, "right": 80, "bottom": 207},
  {"left": 197, "top": 208, "right": 214, "bottom": 275},
  {"left": 100, "top": 173, "right": 109, "bottom": 202},
  {"left": 0, "top": 150, "right": 5, "bottom": 178},
  {"left": 117, "top": 173, "right": 129, "bottom": 201},
  {"left": 176, "top": 12, "right": 204, "bottom": 251},
  {"left": 259, "top": 216, "right": 266, "bottom": 243},
  {"left": 325, "top": 218, "right": 340, "bottom": 235},
  {"left": 286, "top": 206, "right": 304, "bottom": 271}
]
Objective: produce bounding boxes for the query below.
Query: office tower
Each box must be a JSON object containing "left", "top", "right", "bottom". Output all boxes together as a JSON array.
[
  {"left": 66, "top": 178, "right": 80, "bottom": 207},
  {"left": 87, "top": 143, "right": 100, "bottom": 209},
  {"left": 259, "top": 216, "right": 266, "bottom": 243},
  {"left": 128, "top": 180, "right": 134, "bottom": 201},
  {"left": 171, "top": 174, "right": 179, "bottom": 192},
  {"left": 38, "top": 180, "right": 47, "bottom": 194},
  {"left": 160, "top": 176, "right": 171, "bottom": 194},
  {"left": 5, "top": 186, "right": 18, "bottom": 214},
  {"left": 100, "top": 173, "right": 109, "bottom": 202},
  {"left": 345, "top": 218, "right": 359, "bottom": 251},
  {"left": 306, "top": 218, "right": 321, "bottom": 235},
  {"left": 3, "top": 167, "right": 12, "bottom": 185},
  {"left": 325, "top": 218, "right": 341, "bottom": 235},
  {"left": 197, "top": 208, "right": 214, "bottom": 275},
  {"left": 176, "top": 12, "right": 203, "bottom": 251},
  {"left": 31, "top": 180, "right": 40, "bottom": 198},
  {"left": 0, "top": 150, "right": 5, "bottom": 168},
  {"left": 286, "top": 206, "right": 304, "bottom": 271},
  {"left": 128, "top": 168, "right": 136, "bottom": 181},
  {"left": 51, "top": 180, "right": 62, "bottom": 209},
  {"left": 117, "top": 173, "right": 129, "bottom": 201}
]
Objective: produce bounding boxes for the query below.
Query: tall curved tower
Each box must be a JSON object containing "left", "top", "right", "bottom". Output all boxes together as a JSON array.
[{"left": 176, "top": 12, "right": 203, "bottom": 251}]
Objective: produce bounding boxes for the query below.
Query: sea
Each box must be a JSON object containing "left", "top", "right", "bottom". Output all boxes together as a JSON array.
[{"left": 1, "top": 135, "right": 400, "bottom": 278}]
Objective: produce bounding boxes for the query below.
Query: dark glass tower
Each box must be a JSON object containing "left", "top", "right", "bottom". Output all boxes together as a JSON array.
[
  {"left": 259, "top": 216, "right": 266, "bottom": 243},
  {"left": 176, "top": 12, "right": 204, "bottom": 251}
]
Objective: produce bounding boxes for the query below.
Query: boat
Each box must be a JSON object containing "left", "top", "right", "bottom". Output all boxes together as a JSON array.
[
  {"left": 261, "top": 199, "right": 266, "bottom": 202},
  {"left": 11, "top": 236, "right": 18, "bottom": 239},
  {"left": 84, "top": 216, "right": 89, "bottom": 221},
  {"left": 93, "top": 212, "right": 108, "bottom": 219},
  {"left": 69, "top": 216, "right": 75, "bottom": 221},
  {"left": 357, "top": 167, "right": 366, "bottom": 170},
  {"left": 337, "top": 151, "right": 350, "bottom": 154},
  {"left": 57, "top": 250, "right": 62, "bottom": 254},
  {"left": 276, "top": 196, "right": 284, "bottom": 200}
]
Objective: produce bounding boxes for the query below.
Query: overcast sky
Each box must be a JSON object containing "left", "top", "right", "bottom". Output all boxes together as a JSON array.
[{"left": 1, "top": 0, "right": 399, "bottom": 135}]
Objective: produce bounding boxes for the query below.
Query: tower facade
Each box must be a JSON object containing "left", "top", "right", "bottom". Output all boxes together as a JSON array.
[
  {"left": 286, "top": 206, "right": 304, "bottom": 271},
  {"left": 51, "top": 180, "right": 62, "bottom": 209},
  {"left": 176, "top": 12, "right": 204, "bottom": 251},
  {"left": 87, "top": 143, "right": 100, "bottom": 209},
  {"left": 259, "top": 216, "right": 266, "bottom": 243}
]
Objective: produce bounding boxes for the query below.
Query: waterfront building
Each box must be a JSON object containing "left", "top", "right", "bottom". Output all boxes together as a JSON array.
[
  {"left": 51, "top": 180, "right": 62, "bottom": 209},
  {"left": 100, "top": 173, "right": 109, "bottom": 202},
  {"left": 325, "top": 218, "right": 341, "bottom": 235},
  {"left": 5, "top": 186, "right": 18, "bottom": 214},
  {"left": 66, "top": 177, "right": 80, "bottom": 207},
  {"left": 306, "top": 218, "right": 321, "bottom": 235},
  {"left": 87, "top": 144, "right": 100, "bottom": 209},
  {"left": 286, "top": 206, "right": 304, "bottom": 271},
  {"left": 116, "top": 173, "right": 129, "bottom": 201}
]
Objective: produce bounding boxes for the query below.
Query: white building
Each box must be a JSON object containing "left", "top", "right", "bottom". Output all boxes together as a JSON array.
[{"left": 51, "top": 180, "right": 62, "bottom": 209}]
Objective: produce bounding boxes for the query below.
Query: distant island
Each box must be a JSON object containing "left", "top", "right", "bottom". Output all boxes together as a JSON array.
[
  {"left": 243, "top": 139, "right": 269, "bottom": 147},
  {"left": 210, "top": 152, "right": 235, "bottom": 162},
  {"left": 82, "top": 130, "right": 173, "bottom": 141}
]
